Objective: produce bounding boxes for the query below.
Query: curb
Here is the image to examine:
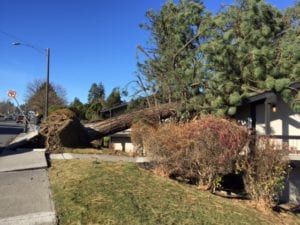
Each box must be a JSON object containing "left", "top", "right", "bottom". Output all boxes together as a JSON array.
[
  {"left": 49, "top": 153, "right": 152, "bottom": 163},
  {"left": 0, "top": 212, "right": 56, "bottom": 225}
]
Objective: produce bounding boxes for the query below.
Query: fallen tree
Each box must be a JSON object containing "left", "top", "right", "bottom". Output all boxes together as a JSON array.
[
  {"left": 38, "top": 104, "right": 176, "bottom": 152},
  {"left": 84, "top": 103, "right": 176, "bottom": 140}
]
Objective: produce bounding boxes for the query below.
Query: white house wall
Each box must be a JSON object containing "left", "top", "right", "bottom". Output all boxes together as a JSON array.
[
  {"left": 255, "top": 97, "right": 300, "bottom": 150},
  {"left": 112, "top": 142, "right": 135, "bottom": 153}
]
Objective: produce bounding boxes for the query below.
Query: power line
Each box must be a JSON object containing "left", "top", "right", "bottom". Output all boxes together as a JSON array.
[{"left": 0, "top": 29, "right": 44, "bottom": 53}]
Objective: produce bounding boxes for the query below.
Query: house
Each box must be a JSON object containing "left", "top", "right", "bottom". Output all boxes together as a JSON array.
[
  {"left": 109, "top": 129, "right": 135, "bottom": 154},
  {"left": 235, "top": 82, "right": 300, "bottom": 205},
  {"left": 235, "top": 82, "right": 300, "bottom": 150},
  {"left": 100, "top": 103, "right": 128, "bottom": 119}
]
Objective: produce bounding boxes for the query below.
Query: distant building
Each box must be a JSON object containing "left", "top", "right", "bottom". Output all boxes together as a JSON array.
[{"left": 100, "top": 103, "right": 128, "bottom": 119}]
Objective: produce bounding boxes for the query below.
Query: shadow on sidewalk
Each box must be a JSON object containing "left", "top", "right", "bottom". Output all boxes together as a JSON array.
[{"left": 0, "top": 148, "right": 35, "bottom": 157}]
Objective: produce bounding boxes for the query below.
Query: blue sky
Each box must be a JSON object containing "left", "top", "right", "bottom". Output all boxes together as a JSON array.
[{"left": 0, "top": 0, "right": 297, "bottom": 105}]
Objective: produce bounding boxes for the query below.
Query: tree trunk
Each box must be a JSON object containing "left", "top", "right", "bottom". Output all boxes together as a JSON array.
[{"left": 85, "top": 104, "right": 176, "bottom": 140}]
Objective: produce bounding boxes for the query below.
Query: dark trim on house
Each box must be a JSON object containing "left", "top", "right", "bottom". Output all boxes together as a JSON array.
[
  {"left": 244, "top": 91, "right": 275, "bottom": 104},
  {"left": 265, "top": 101, "right": 271, "bottom": 135},
  {"left": 250, "top": 104, "right": 256, "bottom": 129},
  {"left": 261, "top": 135, "right": 300, "bottom": 140},
  {"left": 100, "top": 103, "right": 128, "bottom": 119},
  {"left": 100, "top": 103, "right": 128, "bottom": 114},
  {"left": 290, "top": 82, "right": 300, "bottom": 90},
  {"left": 110, "top": 133, "right": 131, "bottom": 138}
]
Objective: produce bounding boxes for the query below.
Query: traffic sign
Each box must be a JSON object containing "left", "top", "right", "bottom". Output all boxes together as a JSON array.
[{"left": 7, "top": 90, "right": 17, "bottom": 98}]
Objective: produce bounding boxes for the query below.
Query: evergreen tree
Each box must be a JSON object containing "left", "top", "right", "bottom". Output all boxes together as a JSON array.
[
  {"left": 278, "top": 1, "right": 300, "bottom": 111},
  {"left": 137, "top": 0, "right": 300, "bottom": 117},
  {"left": 85, "top": 101, "right": 102, "bottom": 121},
  {"left": 201, "top": 0, "right": 294, "bottom": 115},
  {"left": 105, "top": 87, "right": 122, "bottom": 109},
  {"left": 87, "top": 82, "right": 105, "bottom": 104},
  {"left": 137, "top": 0, "right": 210, "bottom": 118},
  {"left": 69, "top": 97, "right": 86, "bottom": 120}
]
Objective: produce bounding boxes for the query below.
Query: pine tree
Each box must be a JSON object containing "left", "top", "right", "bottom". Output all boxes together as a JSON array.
[
  {"left": 137, "top": 0, "right": 210, "bottom": 118},
  {"left": 87, "top": 82, "right": 105, "bottom": 104},
  {"left": 137, "top": 0, "right": 300, "bottom": 117},
  {"left": 105, "top": 88, "right": 122, "bottom": 109},
  {"left": 278, "top": 1, "right": 300, "bottom": 112},
  {"left": 202, "top": 0, "right": 292, "bottom": 115},
  {"left": 69, "top": 97, "right": 86, "bottom": 120},
  {"left": 86, "top": 82, "right": 106, "bottom": 121}
]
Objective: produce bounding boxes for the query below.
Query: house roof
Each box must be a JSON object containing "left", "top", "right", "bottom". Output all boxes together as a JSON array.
[
  {"left": 244, "top": 91, "right": 276, "bottom": 104},
  {"left": 100, "top": 103, "right": 128, "bottom": 114},
  {"left": 290, "top": 81, "right": 300, "bottom": 90},
  {"left": 242, "top": 82, "right": 299, "bottom": 105}
]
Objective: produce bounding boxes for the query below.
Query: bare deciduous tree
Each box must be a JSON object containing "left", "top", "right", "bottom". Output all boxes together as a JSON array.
[
  {"left": 25, "top": 79, "right": 67, "bottom": 114},
  {"left": 0, "top": 100, "right": 15, "bottom": 115}
]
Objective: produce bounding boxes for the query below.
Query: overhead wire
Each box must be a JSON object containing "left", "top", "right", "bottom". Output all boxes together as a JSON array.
[{"left": 0, "top": 29, "right": 45, "bottom": 54}]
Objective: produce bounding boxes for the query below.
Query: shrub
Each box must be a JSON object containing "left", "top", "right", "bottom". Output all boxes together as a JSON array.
[
  {"left": 131, "top": 119, "right": 158, "bottom": 155},
  {"left": 241, "top": 137, "right": 289, "bottom": 207},
  {"left": 185, "top": 116, "right": 249, "bottom": 190},
  {"left": 132, "top": 116, "right": 290, "bottom": 207},
  {"left": 132, "top": 116, "right": 249, "bottom": 191},
  {"left": 103, "top": 136, "right": 111, "bottom": 148}
]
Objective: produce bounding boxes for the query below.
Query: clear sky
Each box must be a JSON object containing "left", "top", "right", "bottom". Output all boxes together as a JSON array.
[{"left": 0, "top": 0, "right": 296, "bottom": 105}]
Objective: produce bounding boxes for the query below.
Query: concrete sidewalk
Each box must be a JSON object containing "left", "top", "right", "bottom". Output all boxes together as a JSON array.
[
  {"left": 0, "top": 169, "right": 56, "bottom": 225},
  {"left": 0, "top": 146, "right": 57, "bottom": 225},
  {"left": 0, "top": 148, "right": 47, "bottom": 172}
]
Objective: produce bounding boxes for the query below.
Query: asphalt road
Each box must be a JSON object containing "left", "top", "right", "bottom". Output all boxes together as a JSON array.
[{"left": 0, "top": 120, "right": 24, "bottom": 148}]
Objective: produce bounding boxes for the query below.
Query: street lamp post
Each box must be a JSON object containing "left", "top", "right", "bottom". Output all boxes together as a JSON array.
[{"left": 12, "top": 42, "right": 50, "bottom": 118}]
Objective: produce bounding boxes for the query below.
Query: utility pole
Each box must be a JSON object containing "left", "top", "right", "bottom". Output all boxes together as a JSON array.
[{"left": 45, "top": 48, "right": 50, "bottom": 118}]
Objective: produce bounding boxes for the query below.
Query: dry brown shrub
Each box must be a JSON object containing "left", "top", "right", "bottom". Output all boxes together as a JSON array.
[
  {"left": 131, "top": 121, "right": 156, "bottom": 155},
  {"left": 132, "top": 116, "right": 291, "bottom": 207},
  {"left": 133, "top": 116, "right": 249, "bottom": 191},
  {"left": 185, "top": 116, "right": 249, "bottom": 190},
  {"left": 242, "top": 137, "right": 290, "bottom": 207}
]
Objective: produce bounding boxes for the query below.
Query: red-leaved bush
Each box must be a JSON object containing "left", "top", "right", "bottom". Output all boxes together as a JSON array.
[
  {"left": 132, "top": 115, "right": 290, "bottom": 207},
  {"left": 131, "top": 115, "right": 249, "bottom": 191}
]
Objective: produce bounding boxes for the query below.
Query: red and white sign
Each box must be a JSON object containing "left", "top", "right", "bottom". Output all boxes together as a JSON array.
[{"left": 7, "top": 90, "right": 17, "bottom": 98}]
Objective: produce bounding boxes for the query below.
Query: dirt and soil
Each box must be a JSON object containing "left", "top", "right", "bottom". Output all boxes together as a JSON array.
[{"left": 39, "top": 108, "right": 90, "bottom": 153}]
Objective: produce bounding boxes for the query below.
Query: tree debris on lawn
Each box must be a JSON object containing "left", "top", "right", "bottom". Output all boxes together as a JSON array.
[{"left": 39, "top": 108, "right": 90, "bottom": 153}]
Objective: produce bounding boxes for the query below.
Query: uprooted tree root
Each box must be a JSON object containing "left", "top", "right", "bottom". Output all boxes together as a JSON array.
[{"left": 39, "top": 108, "right": 90, "bottom": 153}]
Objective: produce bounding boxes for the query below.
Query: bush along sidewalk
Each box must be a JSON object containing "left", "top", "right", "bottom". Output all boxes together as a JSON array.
[{"left": 131, "top": 115, "right": 290, "bottom": 208}]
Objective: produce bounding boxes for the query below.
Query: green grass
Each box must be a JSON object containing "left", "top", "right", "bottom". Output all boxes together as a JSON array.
[{"left": 49, "top": 160, "right": 300, "bottom": 225}]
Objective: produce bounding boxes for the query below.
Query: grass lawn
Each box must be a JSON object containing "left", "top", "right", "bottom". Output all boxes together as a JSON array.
[{"left": 49, "top": 160, "right": 300, "bottom": 225}]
